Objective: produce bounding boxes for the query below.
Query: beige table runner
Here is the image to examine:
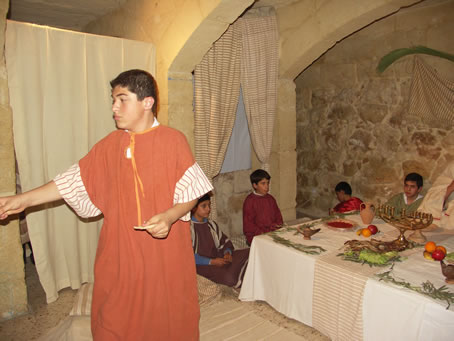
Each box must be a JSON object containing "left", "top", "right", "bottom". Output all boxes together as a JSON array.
[{"left": 312, "top": 252, "right": 380, "bottom": 341}]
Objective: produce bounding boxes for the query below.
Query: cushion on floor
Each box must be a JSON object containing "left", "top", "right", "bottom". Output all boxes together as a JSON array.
[
  {"left": 197, "top": 274, "right": 222, "bottom": 307},
  {"left": 70, "top": 283, "right": 93, "bottom": 316},
  {"left": 69, "top": 276, "right": 220, "bottom": 315}
]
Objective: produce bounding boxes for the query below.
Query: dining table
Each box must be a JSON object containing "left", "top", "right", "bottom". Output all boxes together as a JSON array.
[{"left": 238, "top": 214, "right": 454, "bottom": 341}]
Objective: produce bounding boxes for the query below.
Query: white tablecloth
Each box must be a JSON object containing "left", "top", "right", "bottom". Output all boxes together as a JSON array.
[{"left": 239, "top": 215, "right": 454, "bottom": 340}]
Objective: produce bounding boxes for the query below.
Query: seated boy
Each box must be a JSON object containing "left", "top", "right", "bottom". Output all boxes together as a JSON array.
[
  {"left": 243, "top": 169, "right": 283, "bottom": 245},
  {"left": 385, "top": 172, "right": 423, "bottom": 216},
  {"left": 331, "top": 181, "right": 363, "bottom": 214},
  {"left": 190, "top": 193, "right": 249, "bottom": 288}
]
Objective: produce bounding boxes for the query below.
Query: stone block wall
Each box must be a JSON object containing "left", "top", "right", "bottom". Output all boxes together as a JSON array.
[
  {"left": 295, "top": 0, "right": 454, "bottom": 218},
  {"left": 0, "top": 0, "right": 28, "bottom": 320},
  {"left": 213, "top": 170, "right": 252, "bottom": 238}
]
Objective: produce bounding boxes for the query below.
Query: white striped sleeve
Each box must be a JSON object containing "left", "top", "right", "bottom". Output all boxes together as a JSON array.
[
  {"left": 53, "top": 164, "right": 102, "bottom": 218},
  {"left": 174, "top": 162, "right": 213, "bottom": 221}
]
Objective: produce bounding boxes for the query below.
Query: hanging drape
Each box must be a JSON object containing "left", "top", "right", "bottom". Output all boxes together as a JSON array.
[
  {"left": 194, "top": 23, "right": 242, "bottom": 219},
  {"left": 5, "top": 20, "right": 156, "bottom": 303},
  {"left": 239, "top": 12, "right": 279, "bottom": 172},
  {"left": 409, "top": 56, "right": 454, "bottom": 125}
]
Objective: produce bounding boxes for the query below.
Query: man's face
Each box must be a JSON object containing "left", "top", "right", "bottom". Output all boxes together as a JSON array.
[
  {"left": 111, "top": 86, "right": 153, "bottom": 132},
  {"left": 253, "top": 178, "right": 270, "bottom": 195},
  {"left": 404, "top": 180, "right": 421, "bottom": 200}
]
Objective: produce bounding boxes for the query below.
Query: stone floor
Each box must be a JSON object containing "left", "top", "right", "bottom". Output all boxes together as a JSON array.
[
  {"left": 0, "top": 259, "right": 77, "bottom": 340},
  {"left": 0, "top": 258, "right": 328, "bottom": 341}
]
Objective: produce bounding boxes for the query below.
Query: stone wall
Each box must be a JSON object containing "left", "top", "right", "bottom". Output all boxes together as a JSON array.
[
  {"left": 0, "top": 0, "right": 28, "bottom": 320},
  {"left": 295, "top": 0, "right": 454, "bottom": 218},
  {"left": 213, "top": 170, "right": 252, "bottom": 238}
]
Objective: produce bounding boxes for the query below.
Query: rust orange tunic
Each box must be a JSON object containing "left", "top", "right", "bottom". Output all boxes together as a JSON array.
[{"left": 79, "top": 126, "right": 200, "bottom": 340}]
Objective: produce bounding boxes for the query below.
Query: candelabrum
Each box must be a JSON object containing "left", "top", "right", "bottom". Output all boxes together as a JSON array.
[{"left": 377, "top": 204, "right": 433, "bottom": 248}]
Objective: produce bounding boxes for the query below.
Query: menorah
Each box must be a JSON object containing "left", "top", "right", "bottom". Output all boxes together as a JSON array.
[{"left": 377, "top": 204, "right": 433, "bottom": 248}]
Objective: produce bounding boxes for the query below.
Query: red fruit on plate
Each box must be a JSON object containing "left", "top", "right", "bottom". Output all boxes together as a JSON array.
[
  {"left": 431, "top": 249, "right": 446, "bottom": 261},
  {"left": 367, "top": 224, "right": 378, "bottom": 235}
]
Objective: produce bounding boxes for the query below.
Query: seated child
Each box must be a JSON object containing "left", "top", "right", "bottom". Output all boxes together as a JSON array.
[
  {"left": 243, "top": 169, "right": 283, "bottom": 245},
  {"left": 385, "top": 172, "right": 423, "bottom": 216},
  {"left": 190, "top": 194, "right": 249, "bottom": 288},
  {"left": 331, "top": 181, "right": 363, "bottom": 214}
]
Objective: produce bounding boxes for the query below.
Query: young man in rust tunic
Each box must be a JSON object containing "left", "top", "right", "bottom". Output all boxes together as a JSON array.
[{"left": 0, "top": 70, "right": 212, "bottom": 340}]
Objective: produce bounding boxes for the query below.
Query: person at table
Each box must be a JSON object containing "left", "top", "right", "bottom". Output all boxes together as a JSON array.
[
  {"left": 243, "top": 169, "right": 283, "bottom": 245},
  {"left": 385, "top": 172, "right": 424, "bottom": 216},
  {"left": 330, "top": 181, "right": 363, "bottom": 214},
  {"left": 418, "top": 162, "right": 454, "bottom": 229},
  {"left": 191, "top": 193, "right": 249, "bottom": 288}
]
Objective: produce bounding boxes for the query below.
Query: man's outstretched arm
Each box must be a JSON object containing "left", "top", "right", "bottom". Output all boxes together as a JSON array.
[{"left": 0, "top": 181, "right": 62, "bottom": 220}]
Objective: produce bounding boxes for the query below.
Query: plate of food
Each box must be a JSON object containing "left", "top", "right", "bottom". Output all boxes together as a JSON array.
[{"left": 324, "top": 218, "right": 357, "bottom": 231}]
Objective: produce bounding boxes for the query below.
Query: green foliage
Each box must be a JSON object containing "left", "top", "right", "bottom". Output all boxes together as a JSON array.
[
  {"left": 377, "top": 46, "right": 454, "bottom": 73},
  {"left": 377, "top": 265, "right": 454, "bottom": 309},
  {"left": 338, "top": 249, "right": 402, "bottom": 267},
  {"left": 445, "top": 252, "right": 454, "bottom": 262},
  {"left": 268, "top": 230, "right": 326, "bottom": 255}
]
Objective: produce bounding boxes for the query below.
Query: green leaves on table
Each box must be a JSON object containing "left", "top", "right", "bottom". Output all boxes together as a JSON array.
[
  {"left": 337, "top": 250, "right": 404, "bottom": 267},
  {"left": 268, "top": 231, "right": 326, "bottom": 255},
  {"left": 377, "top": 265, "right": 454, "bottom": 309}
]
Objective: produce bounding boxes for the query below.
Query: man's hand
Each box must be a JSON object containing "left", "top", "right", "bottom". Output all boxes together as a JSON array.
[
  {"left": 444, "top": 180, "right": 454, "bottom": 206},
  {"left": 0, "top": 194, "right": 27, "bottom": 220},
  {"left": 134, "top": 198, "right": 198, "bottom": 238},
  {"left": 141, "top": 212, "right": 172, "bottom": 239},
  {"left": 210, "top": 258, "right": 229, "bottom": 267},
  {"left": 223, "top": 253, "right": 232, "bottom": 263},
  {"left": 0, "top": 181, "right": 61, "bottom": 220},
  {"left": 447, "top": 180, "right": 454, "bottom": 197}
]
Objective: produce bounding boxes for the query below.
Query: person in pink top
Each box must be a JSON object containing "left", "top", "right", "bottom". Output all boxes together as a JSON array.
[{"left": 242, "top": 169, "right": 283, "bottom": 245}]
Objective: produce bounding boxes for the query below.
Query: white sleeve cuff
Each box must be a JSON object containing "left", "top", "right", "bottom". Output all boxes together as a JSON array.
[
  {"left": 174, "top": 162, "right": 213, "bottom": 221},
  {"left": 54, "top": 164, "right": 102, "bottom": 218}
]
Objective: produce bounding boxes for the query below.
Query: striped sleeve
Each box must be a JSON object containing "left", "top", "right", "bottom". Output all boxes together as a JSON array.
[
  {"left": 174, "top": 162, "right": 213, "bottom": 221},
  {"left": 53, "top": 164, "right": 102, "bottom": 218}
]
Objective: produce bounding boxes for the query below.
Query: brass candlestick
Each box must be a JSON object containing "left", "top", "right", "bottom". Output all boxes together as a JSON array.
[{"left": 377, "top": 204, "right": 433, "bottom": 247}]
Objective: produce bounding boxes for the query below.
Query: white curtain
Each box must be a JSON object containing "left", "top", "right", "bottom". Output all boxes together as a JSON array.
[
  {"left": 5, "top": 20, "right": 156, "bottom": 303},
  {"left": 239, "top": 12, "right": 278, "bottom": 172},
  {"left": 194, "top": 23, "right": 242, "bottom": 219}
]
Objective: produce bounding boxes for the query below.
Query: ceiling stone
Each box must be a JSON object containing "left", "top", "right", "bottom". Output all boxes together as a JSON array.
[
  {"left": 8, "top": 0, "right": 300, "bottom": 32},
  {"left": 8, "top": 0, "right": 129, "bottom": 31}
]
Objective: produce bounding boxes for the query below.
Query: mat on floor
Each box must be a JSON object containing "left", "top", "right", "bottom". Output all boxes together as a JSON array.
[{"left": 39, "top": 299, "right": 307, "bottom": 340}]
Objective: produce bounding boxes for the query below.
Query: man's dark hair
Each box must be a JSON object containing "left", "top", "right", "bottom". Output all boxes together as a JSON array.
[
  {"left": 335, "top": 181, "right": 352, "bottom": 195},
  {"left": 250, "top": 169, "right": 271, "bottom": 185},
  {"left": 405, "top": 173, "right": 423, "bottom": 188},
  {"left": 110, "top": 69, "right": 158, "bottom": 114}
]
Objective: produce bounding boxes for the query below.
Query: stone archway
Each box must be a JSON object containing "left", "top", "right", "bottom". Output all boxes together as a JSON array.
[{"left": 278, "top": 0, "right": 421, "bottom": 79}]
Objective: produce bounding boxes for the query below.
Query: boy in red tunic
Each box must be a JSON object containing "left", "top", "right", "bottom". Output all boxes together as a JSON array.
[
  {"left": 242, "top": 169, "right": 283, "bottom": 245},
  {"left": 0, "top": 70, "right": 212, "bottom": 340},
  {"left": 330, "top": 181, "right": 363, "bottom": 214}
]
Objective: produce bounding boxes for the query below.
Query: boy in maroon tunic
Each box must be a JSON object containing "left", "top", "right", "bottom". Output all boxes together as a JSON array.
[{"left": 242, "top": 169, "right": 283, "bottom": 245}]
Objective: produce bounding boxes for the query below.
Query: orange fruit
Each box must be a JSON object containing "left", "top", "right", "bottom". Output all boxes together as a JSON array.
[
  {"left": 425, "top": 241, "right": 436, "bottom": 253},
  {"left": 435, "top": 245, "right": 447, "bottom": 254},
  {"left": 361, "top": 228, "right": 372, "bottom": 237}
]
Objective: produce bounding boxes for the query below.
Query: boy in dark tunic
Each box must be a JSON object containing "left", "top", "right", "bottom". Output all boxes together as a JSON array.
[{"left": 190, "top": 194, "right": 249, "bottom": 288}]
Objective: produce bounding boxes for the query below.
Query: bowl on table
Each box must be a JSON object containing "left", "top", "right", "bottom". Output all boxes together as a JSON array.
[{"left": 324, "top": 218, "right": 357, "bottom": 232}]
